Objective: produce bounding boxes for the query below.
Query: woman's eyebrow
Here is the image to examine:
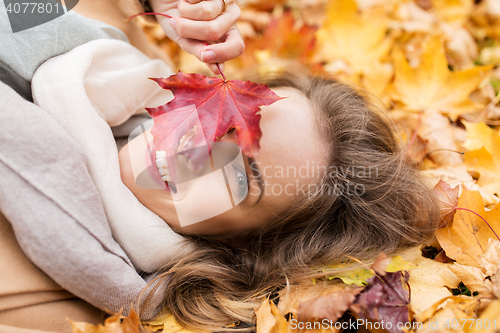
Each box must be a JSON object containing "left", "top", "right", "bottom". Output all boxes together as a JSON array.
[{"left": 247, "top": 157, "right": 265, "bottom": 205}]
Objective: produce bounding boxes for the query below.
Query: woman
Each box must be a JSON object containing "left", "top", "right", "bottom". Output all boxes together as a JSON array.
[
  {"left": 0, "top": 0, "right": 243, "bottom": 329},
  {"left": 119, "top": 73, "right": 440, "bottom": 330},
  {"left": 0, "top": 0, "right": 439, "bottom": 331}
]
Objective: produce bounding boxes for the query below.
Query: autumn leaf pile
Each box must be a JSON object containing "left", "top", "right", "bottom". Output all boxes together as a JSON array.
[{"left": 72, "top": 0, "right": 500, "bottom": 332}]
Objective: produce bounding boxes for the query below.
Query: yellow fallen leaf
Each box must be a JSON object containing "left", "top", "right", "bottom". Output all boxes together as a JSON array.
[
  {"left": 360, "top": 61, "right": 393, "bottom": 100},
  {"left": 408, "top": 259, "right": 461, "bottom": 315},
  {"left": 468, "top": 299, "right": 500, "bottom": 333},
  {"left": 416, "top": 296, "right": 480, "bottom": 333},
  {"left": 447, "top": 263, "right": 492, "bottom": 296},
  {"left": 70, "top": 309, "right": 147, "bottom": 333},
  {"left": 462, "top": 121, "right": 499, "bottom": 154},
  {"left": 256, "top": 297, "right": 288, "bottom": 333},
  {"left": 435, "top": 187, "right": 500, "bottom": 267},
  {"left": 397, "top": 245, "right": 428, "bottom": 266},
  {"left": 314, "top": 0, "right": 393, "bottom": 73},
  {"left": 464, "top": 128, "right": 500, "bottom": 196},
  {"left": 69, "top": 318, "right": 121, "bottom": 333},
  {"left": 389, "top": 36, "right": 492, "bottom": 119},
  {"left": 322, "top": 255, "right": 416, "bottom": 286},
  {"left": 418, "top": 307, "right": 469, "bottom": 333},
  {"left": 414, "top": 295, "right": 479, "bottom": 323},
  {"left": 145, "top": 311, "right": 200, "bottom": 333}
]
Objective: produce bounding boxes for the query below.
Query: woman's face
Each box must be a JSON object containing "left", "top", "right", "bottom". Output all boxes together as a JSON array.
[{"left": 119, "top": 87, "right": 329, "bottom": 237}]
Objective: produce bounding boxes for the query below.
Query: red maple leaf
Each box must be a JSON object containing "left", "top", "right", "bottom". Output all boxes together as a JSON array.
[{"left": 146, "top": 72, "right": 283, "bottom": 170}]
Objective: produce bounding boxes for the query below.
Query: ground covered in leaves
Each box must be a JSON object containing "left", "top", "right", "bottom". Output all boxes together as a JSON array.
[{"left": 72, "top": 0, "right": 500, "bottom": 332}]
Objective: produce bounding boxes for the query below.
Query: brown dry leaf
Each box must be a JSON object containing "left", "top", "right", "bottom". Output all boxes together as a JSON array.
[
  {"left": 371, "top": 252, "right": 392, "bottom": 276},
  {"left": 492, "top": 266, "right": 500, "bottom": 298},
  {"left": 418, "top": 113, "right": 464, "bottom": 165},
  {"left": 440, "top": 22, "right": 478, "bottom": 70},
  {"left": 435, "top": 186, "right": 500, "bottom": 267},
  {"left": 478, "top": 239, "right": 500, "bottom": 276},
  {"left": 407, "top": 259, "right": 461, "bottom": 315},
  {"left": 390, "top": 110, "right": 428, "bottom": 163},
  {"left": 479, "top": 45, "right": 500, "bottom": 66},
  {"left": 297, "top": 0, "right": 328, "bottom": 26},
  {"left": 389, "top": 36, "right": 492, "bottom": 119},
  {"left": 469, "top": 1, "right": 500, "bottom": 41},
  {"left": 314, "top": 0, "right": 393, "bottom": 73},
  {"left": 421, "top": 165, "right": 500, "bottom": 206},
  {"left": 468, "top": 80, "right": 496, "bottom": 106},
  {"left": 430, "top": 0, "right": 474, "bottom": 26},
  {"left": 297, "top": 287, "right": 363, "bottom": 323},
  {"left": 390, "top": 1, "right": 436, "bottom": 33},
  {"left": 433, "top": 180, "right": 460, "bottom": 228},
  {"left": 277, "top": 280, "right": 349, "bottom": 317},
  {"left": 448, "top": 263, "right": 493, "bottom": 296},
  {"left": 256, "top": 297, "right": 288, "bottom": 333}
]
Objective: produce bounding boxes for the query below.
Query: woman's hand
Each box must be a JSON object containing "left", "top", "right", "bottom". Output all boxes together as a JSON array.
[{"left": 149, "top": 0, "right": 245, "bottom": 75}]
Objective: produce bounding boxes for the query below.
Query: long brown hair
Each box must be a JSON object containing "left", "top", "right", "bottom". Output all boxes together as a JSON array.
[{"left": 138, "top": 73, "right": 440, "bottom": 331}]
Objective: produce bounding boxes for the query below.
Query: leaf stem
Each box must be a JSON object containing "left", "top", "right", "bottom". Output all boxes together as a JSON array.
[{"left": 127, "top": 12, "right": 227, "bottom": 81}]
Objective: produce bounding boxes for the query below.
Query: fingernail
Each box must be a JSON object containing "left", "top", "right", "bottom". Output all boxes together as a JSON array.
[
  {"left": 201, "top": 50, "right": 216, "bottom": 62},
  {"left": 169, "top": 18, "right": 176, "bottom": 29}
]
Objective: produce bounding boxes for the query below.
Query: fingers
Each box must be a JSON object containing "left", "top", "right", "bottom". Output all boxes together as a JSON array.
[
  {"left": 177, "top": 27, "right": 244, "bottom": 64},
  {"left": 175, "top": 37, "right": 228, "bottom": 75},
  {"left": 178, "top": 0, "right": 224, "bottom": 21},
  {"left": 200, "top": 28, "right": 245, "bottom": 64},
  {"left": 172, "top": 3, "right": 240, "bottom": 41},
  {"left": 207, "top": 63, "right": 225, "bottom": 76}
]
